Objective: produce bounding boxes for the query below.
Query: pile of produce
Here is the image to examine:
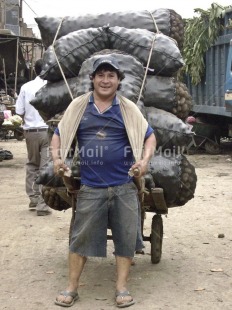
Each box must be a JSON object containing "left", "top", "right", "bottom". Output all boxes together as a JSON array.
[{"left": 33, "top": 7, "right": 197, "bottom": 211}]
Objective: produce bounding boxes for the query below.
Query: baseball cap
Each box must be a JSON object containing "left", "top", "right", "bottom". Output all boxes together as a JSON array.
[{"left": 92, "top": 56, "right": 120, "bottom": 73}]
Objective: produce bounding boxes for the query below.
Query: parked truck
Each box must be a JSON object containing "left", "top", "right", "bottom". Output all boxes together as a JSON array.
[{"left": 186, "top": 8, "right": 232, "bottom": 154}]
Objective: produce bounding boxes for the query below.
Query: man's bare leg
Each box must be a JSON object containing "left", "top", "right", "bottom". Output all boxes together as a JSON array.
[
  {"left": 55, "top": 252, "right": 87, "bottom": 305},
  {"left": 115, "top": 256, "right": 134, "bottom": 305}
]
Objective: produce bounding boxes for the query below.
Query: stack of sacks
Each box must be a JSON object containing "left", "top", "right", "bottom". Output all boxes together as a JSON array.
[
  {"left": 32, "top": 8, "right": 197, "bottom": 210},
  {"left": 35, "top": 9, "right": 191, "bottom": 120},
  {"left": 38, "top": 26, "right": 183, "bottom": 81}
]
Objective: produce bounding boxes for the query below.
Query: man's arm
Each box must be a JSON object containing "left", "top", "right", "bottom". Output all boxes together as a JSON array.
[{"left": 131, "top": 133, "right": 156, "bottom": 177}]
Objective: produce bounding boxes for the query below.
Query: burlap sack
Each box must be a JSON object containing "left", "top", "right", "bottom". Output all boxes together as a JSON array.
[
  {"left": 144, "top": 75, "right": 192, "bottom": 119},
  {"left": 145, "top": 153, "right": 197, "bottom": 207},
  {"left": 40, "top": 26, "right": 184, "bottom": 82},
  {"left": 145, "top": 106, "right": 194, "bottom": 150},
  {"left": 40, "top": 27, "right": 108, "bottom": 81},
  {"left": 35, "top": 8, "right": 184, "bottom": 48}
]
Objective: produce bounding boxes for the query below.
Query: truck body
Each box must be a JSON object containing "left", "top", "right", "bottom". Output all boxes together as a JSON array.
[{"left": 186, "top": 8, "right": 232, "bottom": 140}]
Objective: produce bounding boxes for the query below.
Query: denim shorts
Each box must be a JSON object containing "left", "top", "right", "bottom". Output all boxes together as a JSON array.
[{"left": 69, "top": 182, "right": 139, "bottom": 258}]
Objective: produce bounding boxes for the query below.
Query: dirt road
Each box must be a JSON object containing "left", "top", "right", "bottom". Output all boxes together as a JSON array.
[{"left": 0, "top": 139, "right": 232, "bottom": 310}]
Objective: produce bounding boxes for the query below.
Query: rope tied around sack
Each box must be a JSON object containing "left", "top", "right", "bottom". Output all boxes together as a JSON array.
[
  {"left": 50, "top": 12, "right": 166, "bottom": 111},
  {"left": 147, "top": 10, "right": 160, "bottom": 34},
  {"left": 136, "top": 11, "right": 160, "bottom": 104},
  {"left": 52, "top": 17, "right": 74, "bottom": 102}
]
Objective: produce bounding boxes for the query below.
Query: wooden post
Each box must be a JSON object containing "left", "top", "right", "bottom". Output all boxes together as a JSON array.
[
  {"left": 14, "top": 37, "right": 19, "bottom": 95},
  {"left": 19, "top": 0, "right": 23, "bottom": 35},
  {"left": 30, "top": 41, "right": 35, "bottom": 80},
  {"left": 2, "top": 59, "right": 7, "bottom": 95}
]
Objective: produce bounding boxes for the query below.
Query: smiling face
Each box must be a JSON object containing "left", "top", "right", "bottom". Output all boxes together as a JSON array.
[{"left": 92, "top": 65, "right": 121, "bottom": 100}]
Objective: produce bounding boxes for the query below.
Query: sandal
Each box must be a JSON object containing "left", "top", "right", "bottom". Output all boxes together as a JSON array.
[
  {"left": 54, "top": 290, "right": 79, "bottom": 307},
  {"left": 115, "top": 290, "right": 135, "bottom": 308}
]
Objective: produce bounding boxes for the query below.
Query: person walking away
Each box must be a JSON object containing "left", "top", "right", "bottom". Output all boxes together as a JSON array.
[
  {"left": 51, "top": 56, "right": 156, "bottom": 307},
  {"left": 16, "top": 59, "right": 51, "bottom": 216}
]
